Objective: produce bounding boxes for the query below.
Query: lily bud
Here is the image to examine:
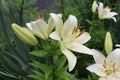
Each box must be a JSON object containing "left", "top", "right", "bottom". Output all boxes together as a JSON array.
[
  {"left": 104, "top": 32, "right": 113, "bottom": 55},
  {"left": 92, "top": 0, "right": 98, "bottom": 13},
  {"left": 12, "top": 23, "right": 38, "bottom": 46}
]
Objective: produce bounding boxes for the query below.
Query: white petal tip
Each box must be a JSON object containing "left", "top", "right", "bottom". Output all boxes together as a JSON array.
[{"left": 115, "top": 44, "right": 120, "bottom": 47}]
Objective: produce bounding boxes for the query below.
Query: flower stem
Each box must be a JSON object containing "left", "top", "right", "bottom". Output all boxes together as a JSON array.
[
  {"left": 53, "top": 56, "right": 57, "bottom": 80},
  {"left": 60, "top": 0, "right": 64, "bottom": 15},
  {"left": 60, "top": 0, "right": 65, "bottom": 21}
]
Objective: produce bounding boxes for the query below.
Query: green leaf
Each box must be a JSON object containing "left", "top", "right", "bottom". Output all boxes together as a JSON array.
[
  {"left": 30, "top": 61, "right": 52, "bottom": 72},
  {"left": 0, "top": 53, "right": 27, "bottom": 76},
  {"left": 2, "top": 51, "right": 27, "bottom": 70},
  {"left": 28, "top": 74, "right": 45, "bottom": 80},
  {"left": 55, "top": 56, "right": 66, "bottom": 70},
  {"left": 30, "top": 61, "right": 52, "bottom": 79},
  {"left": 28, "top": 70, "right": 45, "bottom": 80},
  {"left": 0, "top": 71, "right": 17, "bottom": 79},
  {"left": 32, "top": 70, "right": 44, "bottom": 78},
  {"left": 85, "top": 19, "right": 92, "bottom": 25},
  {"left": 55, "top": 71, "right": 69, "bottom": 80},
  {"left": 30, "top": 50, "right": 48, "bottom": 57},
  {"left": 0, "top": 0, "right": 9, "bottom": 12},
  {"left": 55, "top": 71, "right": 78, "bottom": 80}
]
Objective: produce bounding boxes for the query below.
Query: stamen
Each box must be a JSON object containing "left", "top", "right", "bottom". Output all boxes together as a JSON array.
[
  {"left": 76, "top": 29, "right": 85, "bottom": 38},
  {"left": 103, "top": 60, "right": 106, "bottom": 68},
  {"left": 41, "top": 12, "right": 45, "bottom": 19},
  {"left": 35, "top": 12, "right": 45, "bottom": 20},
  {"left": 105, "top": 6, "right": 111, "bottom": 11},
  {"left": 72, "top": 26, "right": 77, "bottom": 34},
  {"left": 113, "top": 63, "right": 115, "bottom": 73},
  {"left": 36, "top": 13, "right": 41, "bottom": 19},
  {"left": 79, "top": 29, "right": 85, "bottom": 35}
]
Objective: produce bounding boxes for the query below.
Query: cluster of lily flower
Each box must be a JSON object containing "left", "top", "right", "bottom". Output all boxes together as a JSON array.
[{"left": 12, "top": 1, "right": 120, "bottom": 80}]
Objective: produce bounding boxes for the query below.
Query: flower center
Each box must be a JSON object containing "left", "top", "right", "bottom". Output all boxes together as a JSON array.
[
  {"left": 103, "top": 60, "right": 115, "bottom": 75},
  {"left": 72, "top": 26, "right": 85, "bottom": 38},
  {"left": 63, "top": 26, "right": 85, "bottom": 44}
]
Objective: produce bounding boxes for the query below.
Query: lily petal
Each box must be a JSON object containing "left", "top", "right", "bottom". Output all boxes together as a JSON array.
[
  {"left": 50, "top": 13, "right": 63, "bottom": 35},
  {"left": 92, "top": 49, "right": 106, "bottom": 64},
  {"left": 106, "top": 48, "right": 120, "bottom": 69},
  {"left": 60, "top": 43, "right": 77, "bottom": 71},
  {"left": 107, "top": 75, "right": 119, "bottom": 80},
  {"left": 115, "top": 71, "right": 120, "bottom": 77},
  {"left": 99, "top": 77, "right": 107, "bottom": 80},
  {"left": 103, "top": 12, "right": 118, "bottom": 18},
  {"left": 48, "top": 17, "right": 55, "bottom": 34},
  {"left": 26, "top": 21, "right": 45, "bottom": 39},
  {"left": 66, "top": 42, "right": 94, "bottom": 55},
  {"left": 49, "top": 31, "right": 60, "bottom": 41},
  {"left": 35, "top": 19, "right": 48, "bottom": 36},
  {"left": 62, "top": 15, "right": 77, "bottom": 38},
  {"left": 98, "top": 2, "right": 104, "bottom": 17},
  {"left": 111, "top": 17, "right": 117, "bottom": 22},
  {"left": 86, "top": 64, "right": 106, "bottom": 77},
  {"left": 26, "top": 21, "right": 40, "bottom": 33},
  {"left": 74, "top": 32, "right": 91, "bottom": 44},
  {"left": 26, "top": 22, "right": 32, "bottom": 30},
  {"left": 26, "top": 19, "right": 48, "bottom": 39}
]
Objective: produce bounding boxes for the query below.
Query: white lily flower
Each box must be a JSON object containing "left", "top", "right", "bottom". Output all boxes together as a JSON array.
[
  {"left": 98, "top": 2, "right": 118, "bottom": 22},
  {"left": 86, "top": 48, "right": 120, "bottom": 80},
  {"left": 26, "top": 17, "right": 54, "bottom": 40},
  {"left": 50, "top": 13, "right": 93, "bottom": 71}
]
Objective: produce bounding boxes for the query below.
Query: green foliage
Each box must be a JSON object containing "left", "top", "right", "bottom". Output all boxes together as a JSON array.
[
  {"left": 0, "top": 0, "right": 120, "bottom": 80},
  {"left": 29, "top": 54, "right": 77, "bottom": 80},
  {"left": 0, "top": 0, "right": 39, "bottom": 80},
  {"left": 29, "top": 38, "right": 77, "bottom": 80},
  {"left": 55, "top": 0, "right": 120, "bottom": 79}
]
